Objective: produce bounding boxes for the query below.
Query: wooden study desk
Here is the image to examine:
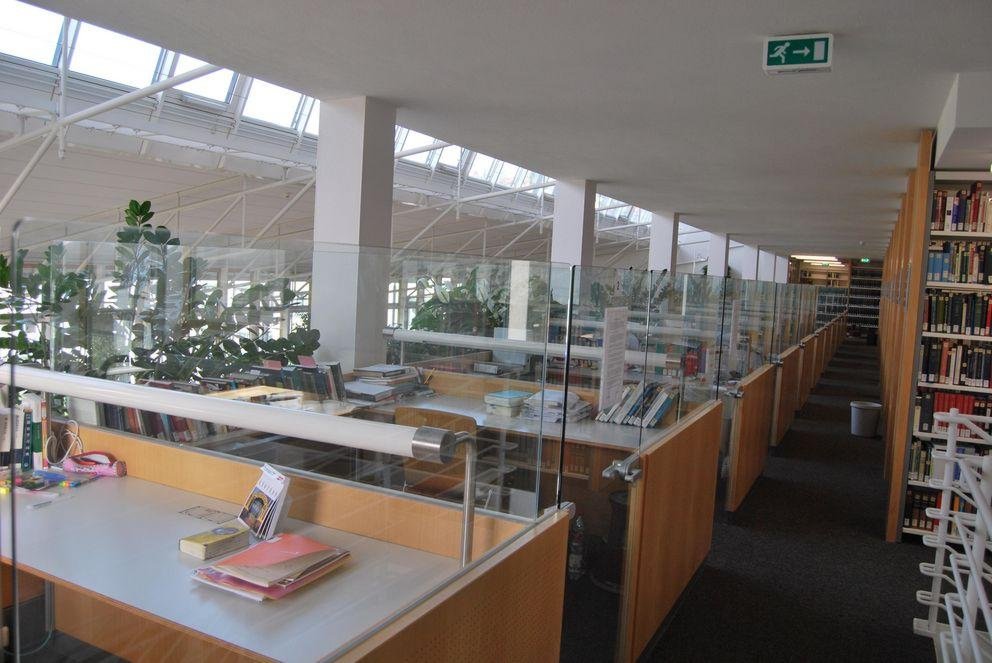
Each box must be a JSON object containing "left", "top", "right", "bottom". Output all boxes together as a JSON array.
[
  {"left": 0, "top": 478, "right": 458, "bottom": 662},
  {"left": 370, "top": 394, "right": 661, "bottom": 453}
]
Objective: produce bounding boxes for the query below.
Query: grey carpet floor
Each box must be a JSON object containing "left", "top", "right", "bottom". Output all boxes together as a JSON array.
[{"left": 645, "top": 339, "right": 934, "bottom": 662}]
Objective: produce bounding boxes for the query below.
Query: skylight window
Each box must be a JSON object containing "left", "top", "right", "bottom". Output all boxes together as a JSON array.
[
  {"left": 437, "top": 145, "right": 462, "bottom": 168},
  {"left": 304, "top": 100, "right": 319, "bottom": 135},
  {"left": 70, "top": 23, "right": 161, "bottom": 88},
  {"left": 467, "top": 153, "right": 496, "bottom": 181},
  {"left": 0, "top": 0, "right": 62, "bottom": 65},
  {"left": 495, "top": 163, "right": 522, "bottom": 188},
  {"left": 399, "top": 130, "right": 436, "bottom": 165},
  {"left": 174, "top": 54, "right": 235, "bottom": 102},
  {"left": 242, "top": 78, "right": 302, "bottom": 127}
]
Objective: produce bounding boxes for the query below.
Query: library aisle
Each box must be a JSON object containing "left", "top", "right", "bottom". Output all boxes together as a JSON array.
[{"left": 646, "top": 340, "right": 932, "bottom": 662}]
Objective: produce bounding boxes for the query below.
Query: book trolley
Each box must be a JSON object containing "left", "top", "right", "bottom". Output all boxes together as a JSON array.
[{"left": 914, "top": 408, "right": 992, "bottom": 661}]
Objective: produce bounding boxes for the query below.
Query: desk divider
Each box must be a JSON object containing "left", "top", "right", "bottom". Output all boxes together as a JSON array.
[
  {"left": 725, "top": 364, "right": 776, "bottom": 511},
  {"left": 618, "top": 401, "right": 722, "bottom": 662},
  {"left": 772, "top": 345, "right": 802, "bottom": 446},
  {"left": 78, "top": 426, "right": 523, "bottom": 559}
]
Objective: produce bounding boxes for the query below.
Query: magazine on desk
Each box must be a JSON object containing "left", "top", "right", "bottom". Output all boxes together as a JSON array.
[
  {"left": 192, "top": 533, "right": 350, "bottom": 601},
  {"left": 239, "top": 464, "right": 290, "bottom": 540}
]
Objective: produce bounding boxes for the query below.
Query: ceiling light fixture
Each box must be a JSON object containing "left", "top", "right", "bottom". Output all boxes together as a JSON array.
[{"left": 792, "top": 255, "right": 839, "bottom": 262}]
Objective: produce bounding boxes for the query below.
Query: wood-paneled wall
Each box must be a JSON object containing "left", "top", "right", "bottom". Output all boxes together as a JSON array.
[
  {"left": 881, "top": 130, "right": 934, "bottom": 541},
  {"left": 80, "top": 426, "right": 523, "bottom": 559},
  {"left": 725, "top": 365, "right": 776, "bottom": 511},
  {"left": 618, "top": 402, "right": 722, "bottom": 662}
]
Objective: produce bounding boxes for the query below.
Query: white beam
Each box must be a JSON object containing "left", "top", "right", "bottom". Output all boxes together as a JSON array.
[
  {"left": 758, "top": 250, "right": 777, "bottom": 282},
  {"left": 0, "top": 130, "right": 57, "bottom": 218},
  {"left": 394, "top": 141, "right": 450, "bottom": 160},
  {"left": 0, "top": 63, "right": 221, "bottom": 155},
  {"left": 551, "top": 179, "right": 595, "bottom": 266},
  {"left": 247, "top": 178, "right": 315, "bottom": 248},
  {"left": 734, "top": 244, "right": 759, "bottom": 279},
  {"left": 774, "top": 256, "right": 789, "bottom": 284},
  {"left": 707, "top": 233, "right": 729, "bottom": 278},
  {"left": 392, "top": 181, "right": 555, "bottom": 217},
  {"left": 647, "top": 211, "right": 679, "bottom": 272},
  {"left": 494, "top": 217, "right": 545, "bottom": 257}
]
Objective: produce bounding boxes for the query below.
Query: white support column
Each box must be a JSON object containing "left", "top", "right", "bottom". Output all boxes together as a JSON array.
[
  {"left": 310, "top": 96, "right": 396, "bottom": 371},
  {"left": 647, "top": 211, "right": 679, "bottom": 273},
  {"left": 758, "top": 250, "right": 777, "bottom": 282},
  {"left": 774, "top": 256, "right": 789, "bottom": 284},
  {"left": 735, "top": 244, "right": 759, "bottom": 280},
  {"left": 707, "top": 232, "right": 729, "bottom": 278},
  {"left": 550, "top": 179, "right": 595, "bottom": 266}
]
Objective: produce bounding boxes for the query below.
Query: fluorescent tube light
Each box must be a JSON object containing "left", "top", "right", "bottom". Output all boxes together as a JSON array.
[
  {"left": 792, "top": 255, "right": 839, "bottom": 261},
  {"left": 2, "top": 365, "right": 423, "bottom": 457}
]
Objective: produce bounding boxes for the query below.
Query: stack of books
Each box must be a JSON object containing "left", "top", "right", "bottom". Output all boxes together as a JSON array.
[
  {"left": 595, "top": 382, "right": 678, "bottom": 428},
  {"left": 483, "top": 389, "right": 531, "bottom": 417},
  {"left": 345, "top": 364, "right": 420, "bottom": 402},
  {"left": 521, "top": 390, "right": 591, "bottom": 423},
  {"left": 192, "top": 533, "right": 350, "bottom": 601},
  {"left": 180, "top": 522, "right": 250, "bottom": 560}
]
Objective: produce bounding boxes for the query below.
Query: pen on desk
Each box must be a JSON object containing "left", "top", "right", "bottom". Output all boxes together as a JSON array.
[{"left": 28, "top": 494, "right": 73, "bottom": 510}]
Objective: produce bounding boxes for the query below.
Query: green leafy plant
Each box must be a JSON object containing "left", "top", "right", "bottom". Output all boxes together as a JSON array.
[
  {"left": 0, "top": 245, "right": 93, "bottom": 371},
  {"left": 2, "top": 200, "right": 319, "bottom": 385},
  {"left": 99, "top": 200, "right": 319, "bottom": 381}
]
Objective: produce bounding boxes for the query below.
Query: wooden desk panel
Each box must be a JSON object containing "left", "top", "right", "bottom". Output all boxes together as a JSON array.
[
  {"left": 620, "top": 402, "right": 722, "bottom": 662},
  {"left": 80, "top": 426, "right": 523, "bottom": 559},
  {"left": 725, "top": 365, "right": 776, "bottom": 511},
  {"left": 773, "top": 346, "right": 801, "bottom": 446}
]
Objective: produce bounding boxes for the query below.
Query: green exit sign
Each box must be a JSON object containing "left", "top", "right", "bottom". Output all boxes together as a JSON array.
[
  {"left": 860, "top": 257, "right": 871, "bottom": 263},
  {"left": 764, "top": 33, "right": 833, "bottom": 74}
]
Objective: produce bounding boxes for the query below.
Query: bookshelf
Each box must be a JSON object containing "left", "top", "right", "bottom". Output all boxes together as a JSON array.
[
  {"left": 848, "top": 260, "right": 881, "bottom": 335},
  {"left": 901, "top": 171, "right": 992, "bottom": 539}
]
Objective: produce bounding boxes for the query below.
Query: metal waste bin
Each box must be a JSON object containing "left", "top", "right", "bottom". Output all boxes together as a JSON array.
[{"left": 850, "top": 401, "right": 882, "bottom": 437}]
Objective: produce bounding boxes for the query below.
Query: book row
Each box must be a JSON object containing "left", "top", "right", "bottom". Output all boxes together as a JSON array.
[
  {"left": 0, "top": 405, "right": 42, "bottom": 469},
  {"left": 229, "top": 360, "right": 346, "bottom": 402},
  {"left": 101, "top": 402, "right": 229, "bottom": 443},
  {"left": 930, "top": 182, "right": 990, "bottom": 232},
  {"left": 907, "top": 440, "right": 934, "bottom": 483},
  {"left": 918, "top": 340, "right": 992, "bottom": 388},
  {"left": 926, "top": 241, "right": 992, "bottom": 285},
  {"left": 916, "top": 391, "right": 992, "bottom": 437},
  {"left": 923, "top": 292, "right": 992, "bottom": 336},
  {"left": 595, "top": 381, "right": 678, "bottom": 428},
  {"left": 904, "top": 487, "right": 976, "bottom": 534}
]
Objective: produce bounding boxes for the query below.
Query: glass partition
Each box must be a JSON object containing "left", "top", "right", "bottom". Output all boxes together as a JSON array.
[
  {"left": 3, "top": 216, "right": 803, "bottom": 661},
  {"left": 43, "top": 238, "right": 566, "bottom": 520},
  {"left": 3, "top": 226, "right": 577, "bottom": 661},
  {"left": 557, "top": 267, "right": 725, "bottom": 660}
]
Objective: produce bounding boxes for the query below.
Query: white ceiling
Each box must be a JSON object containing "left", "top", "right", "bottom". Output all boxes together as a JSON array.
[{"left": 23, "top": 0, "right": 992, "bottom": 258}]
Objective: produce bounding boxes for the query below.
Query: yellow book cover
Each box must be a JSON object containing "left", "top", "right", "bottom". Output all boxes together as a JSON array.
[{"left": 180, "top": 522, "right": 250, "bottom": 560}]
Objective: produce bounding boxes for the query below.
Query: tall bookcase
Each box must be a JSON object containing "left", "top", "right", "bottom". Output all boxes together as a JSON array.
[
  {"left": 901, "top": 171, "right": 992, "bottom": 539},
  {"left": 848, "top": 261, "right": 881, "bottom": 335}
]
